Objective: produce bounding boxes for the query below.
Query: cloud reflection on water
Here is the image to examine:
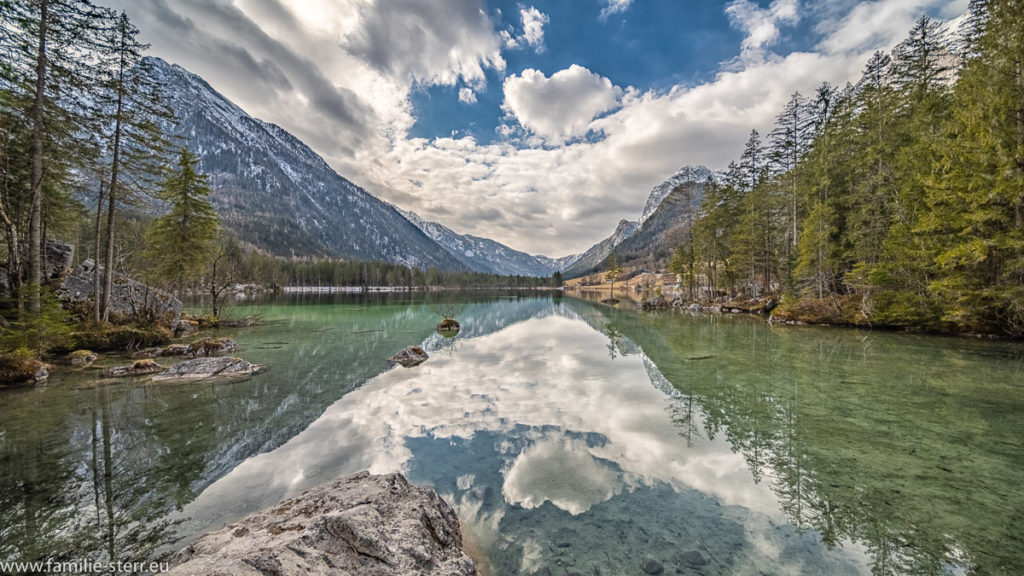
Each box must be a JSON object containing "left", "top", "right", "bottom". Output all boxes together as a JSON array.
[{"left": 185, "top": 312, "right": 776, "bottom": 521}]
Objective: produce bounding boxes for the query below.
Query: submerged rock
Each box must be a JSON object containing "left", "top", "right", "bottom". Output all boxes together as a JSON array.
[
  {"left": 167, "top": 471, "right": 478, "bottom": 576},
  {"left": 105, "top": 359, "right": 165, "bottom": 378},
  {"left": 390, "top": 345, "right": 429, "bottom": 367},
  {"left": 680, "top": 550, "right": 708, "bottom": 566},
  {"left": 641, "top": 558, "right": 664, "bottom": 574},
  {"left": 152, "top": 356, "right": 263, "bottom": 382}
]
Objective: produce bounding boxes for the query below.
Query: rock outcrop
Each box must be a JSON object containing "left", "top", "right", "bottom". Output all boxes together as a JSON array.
[
  {"left": 168, "top": 471, "right": 478, "bottom": 576},
  {"left": 58, "top": 259, "right": 182, "bottom": 325},
  {"left": 0, "top": 239, "right": 75, "bottom": 297},
  {"left": 151, "top": 356, "right": 262, "bottom": 382}
]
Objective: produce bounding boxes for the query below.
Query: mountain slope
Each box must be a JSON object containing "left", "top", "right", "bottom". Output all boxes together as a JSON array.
[
  {"left": 399, "top": 209, "right": 579, "bottom": 276},
  {"left": 610, "top": 180, "right": 704, "bottom": 270},
  {"left": 148, "top": 57, "right": 465, "bottom": 271},
  {"left": 562, "top": 219, "right": 639, "bottom": 278},
  {"left": 563, "top": 165, "right": 713, "bottom": 279},
  {"left": 639, "top": 165, "right": 714, "bottom": 224}
]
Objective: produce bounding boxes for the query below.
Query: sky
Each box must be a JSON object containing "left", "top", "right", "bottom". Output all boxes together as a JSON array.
[{"left": 107, "top": 0, "right": 968, "bottom": 258}]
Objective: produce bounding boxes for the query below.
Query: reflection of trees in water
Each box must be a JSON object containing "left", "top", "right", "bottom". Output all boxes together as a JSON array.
[
  {"left": 0, "top": 293, "right": 568, "bottom": 566},
  {"left": 565, "top": 298, "right": 1024, "bottom": 576},
  {"left": 0, "top": 383, "right": 203, "bottom": 566}
]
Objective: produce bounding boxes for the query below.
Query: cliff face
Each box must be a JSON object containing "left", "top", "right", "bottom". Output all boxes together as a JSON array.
[{"left": 168, "top": 471, "right": 478, "bottom": 576}]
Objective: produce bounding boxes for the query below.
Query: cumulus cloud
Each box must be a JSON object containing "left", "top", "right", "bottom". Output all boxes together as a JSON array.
[
  {"left": 458, "top": 87, "right": 478, "bottom": 104},
  {"left": 599, "top": 0, "right": 634, "bottom": 21},
  {"left": 501, "top": 65, "right": 623, "bottom": 143},
  {"left": 343, "top": 0, "right": 505, "bottom": 90},
  {"left": 725, "top": 0, "right": 801, "bottom": 61},
  {"left": 112, "top": 0, "right": 970, "bottom": 257},
  {"left": 501, "top": 6, "right": 549, "bottom": 53}
]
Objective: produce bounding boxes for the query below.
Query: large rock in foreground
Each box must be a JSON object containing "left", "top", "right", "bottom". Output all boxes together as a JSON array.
[{"left": 168, "top": 472, "right": 478, "bottom": 576}]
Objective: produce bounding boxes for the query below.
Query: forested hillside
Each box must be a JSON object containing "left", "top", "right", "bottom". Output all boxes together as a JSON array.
[{"left": 670, "top": 3, "right": 1024, "bottom": 336}]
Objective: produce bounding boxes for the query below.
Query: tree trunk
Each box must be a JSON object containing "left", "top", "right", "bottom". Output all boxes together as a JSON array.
[
  {"left": 101, "top": 46, "right": 126, "bottom": 321},
  {"left": 28, "top": 0, "right": 49, "bottom": 314},
  {"left": 1015, "top": 57, "right": 1023, "bottom": 229},
  {"left": 93, "top": 181, "right": 105, "bottom": 322}
]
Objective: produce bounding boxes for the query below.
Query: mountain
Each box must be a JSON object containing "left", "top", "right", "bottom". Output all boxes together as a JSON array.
[
  {"left": 562, "top": 219, "right": 639, "bottom": 278},
  {"left": 639, "top": 165, "right": 715, "bottom": 224},
  {"left": 532, "top": 253, "right": 583, "bottom": 274},
  {"left": 609, "top": 180, "right": 704, "bottom": 269},
  {"left": 146, "top": 57, "right": 465, "bottom": 271},
  {"left": 398, "top": 209, "right": 575, "bottom": 276},
  {"left": 563, "top": 165, "right": 713, "bottom": 279}
]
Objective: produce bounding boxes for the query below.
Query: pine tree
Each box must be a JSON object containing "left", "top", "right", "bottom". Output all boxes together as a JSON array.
[
  {"left": 604, "top": 250, "right": 624, "bottom": 300},
  {"left": 769, "top": 92, "right": 813, "bottom": 255},
  {"left": 97, "top": 11, "right": 174, "bottom": 321},
  {"left": 144, "top": 148, "right": 219, "bottom": 296},
  {"left": 921, "top": 0, "right": 1024, "bottom": 334},
  {"left": 1, "top": 0, "right": 107, "bottom": 313}
]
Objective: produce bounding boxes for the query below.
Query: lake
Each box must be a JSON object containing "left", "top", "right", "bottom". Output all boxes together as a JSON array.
[{"left": 1, "top": 293, "right": 1022, "bottom": 575}]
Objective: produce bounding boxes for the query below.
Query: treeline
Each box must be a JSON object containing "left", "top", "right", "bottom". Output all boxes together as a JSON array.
[
  {"left": 212, "top": 246, "right": 562, "bottom": 290},
  {"left": 670, "top": 2, "right": 1024, "bottom": 336}
]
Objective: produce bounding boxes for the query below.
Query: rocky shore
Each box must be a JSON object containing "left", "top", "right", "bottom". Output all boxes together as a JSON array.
[{"left": 167, "top": 471, "right": 479, "bottom": 576}]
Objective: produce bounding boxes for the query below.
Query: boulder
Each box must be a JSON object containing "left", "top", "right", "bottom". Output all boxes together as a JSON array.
[
  {"left": 40, "top": 239, "right": 74, "bottom": 280},
  {"left": 167, "top": 471, "right": 478, "bottom": 576},
  {"left": 151, "top": 356, "right": 263, "bottom": 382},
  {"left": 640, "top": 296, "right": 669, "bottom": 310},
  {"left": 160, "top": 343, "right": 191, "bottom": 357},
  {"left": 436, "top": 318, "right": 461, "bottom": 335},
  {"left": 174, "top": 319, "right": 199, "bottom": 338},
  {"left": 688, "top": 303, "right": 704, "bottom": 313},
  {"left": 186, "top": 337, "right": 239, "bottom": 358},
  {"left": 105, "top": 359, "right": 165, "bottom": 378},
  {"left": 0, "top": 239, "right": 74, "bottom": 297},
  {"left": 390, "top": 346, "right": 429, "bottom": 368},
  {"left": 58, "top": 259, "right": 182, "bottom": 325},
  {"left": 131, "top": 347, "right": 162, "bottom": 359},
  {"left": 68, "top": 350, "right": 98, "bottom": 367}
]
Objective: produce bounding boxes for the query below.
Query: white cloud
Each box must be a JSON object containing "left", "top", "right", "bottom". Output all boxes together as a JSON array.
[
  {"left": 114, "top": 0, "right": 970, "bottom": 257},
  {"left": 502, "top": 65, "right": 623, "bottom": 143},
  {"left": 725, "top": 0, "right": 801, "bottom": 61},
  {"left": 458, "top": 87, "right": 478, "bottom": 104},
  {"left": 600, "top": 0, "right": 634, "bottom": 21},
  {"left": 501, "top": 6, "right": 549, "bottom": 53},
  {"left": 817, "top": 0, "right": 963, "bottom": 55}
]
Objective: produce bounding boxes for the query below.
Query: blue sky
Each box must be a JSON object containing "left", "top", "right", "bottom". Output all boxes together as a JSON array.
[
  {"left": 113, "top": 0, "right": 969, "bottom": 257},
  {"left": 409, "top": 0, "right": 754, "bottom": 143}
]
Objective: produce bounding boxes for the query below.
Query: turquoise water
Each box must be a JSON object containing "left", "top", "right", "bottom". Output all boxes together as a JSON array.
[{"left": 0, "top": 293, "right": 1022, "bottom": 575}]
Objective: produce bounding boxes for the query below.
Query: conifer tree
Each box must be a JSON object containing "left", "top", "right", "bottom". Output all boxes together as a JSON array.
[
  {"left": 1, "top": 0, "right": 107, "bottom": 313},
  {"left": 97, "top": 11, "right": 173, "bottom": 321},
  {"left": 922, "top": 0, "right": 1024, "bottom": 334},
  {"left": 144, "top": 148, "right": 219, "bottom": 296}
]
